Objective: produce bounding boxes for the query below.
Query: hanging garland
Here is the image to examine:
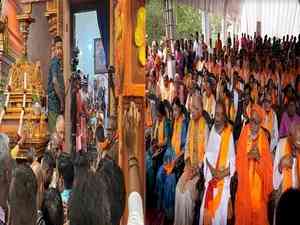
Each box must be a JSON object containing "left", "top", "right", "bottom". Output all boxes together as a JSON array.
[{"left": 134, "top": 6, "right": 146, "bottom": 66}]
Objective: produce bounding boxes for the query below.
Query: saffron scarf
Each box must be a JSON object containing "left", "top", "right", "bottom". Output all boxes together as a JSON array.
[
  {"left": 154, "top": 118, "right": 165, "bottom": 145},
  {"left": 171, "top": 115, "right": 184, "bottom": 156},
  {"left": 188, "top": 117, "right": 206, "bottom": 167},
  {"left": 247, "top": 129, "right": 263, "bottom": 210},
  {"left": 204, "top": 126, "right": 232, "bottom": 223},
  {"left": 282, "top": 139, "right": 293, "bottom": 192},
  {"left": 204, "top": 94, "right": 214, "bottom": 117}
]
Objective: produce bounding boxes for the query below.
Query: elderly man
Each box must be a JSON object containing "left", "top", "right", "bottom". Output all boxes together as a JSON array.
[
  {"left": 273, "top": 122, "right": 300, "bottom": 194},
  {"left": 235, "top": 105, "right": 273, "bottom": 225},
  {"left": 47, "top": 115, "right": 65, "bottom": 159},
  {"left": 0, "top": 134, "right": 12, "bottom": 225},
  {"left": 174, "top": 94, "right": 209, "bottom": 225},
  {"left": 200, "top": 102, "right": 235, "bottom": 225}
]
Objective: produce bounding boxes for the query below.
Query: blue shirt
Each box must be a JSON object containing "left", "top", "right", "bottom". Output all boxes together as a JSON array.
[
  {"left": 61, "top": 189, "right": 72, "bottom": 204},
  {"left": 48, "top": 57, "right": 65, "bottom": 113}
]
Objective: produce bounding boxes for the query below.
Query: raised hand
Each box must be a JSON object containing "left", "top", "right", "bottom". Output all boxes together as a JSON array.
[{"left": 124, "top": 101, "right": 141, "bottom": 158}]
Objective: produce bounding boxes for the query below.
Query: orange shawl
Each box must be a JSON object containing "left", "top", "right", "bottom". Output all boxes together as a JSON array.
[
  {"left": 263, "top": 110, "right": 274, "bottom": 136},
  {"left": 282, "top": 139, "right": 293, "bottom": 193},
  {"left": 171, "top": 115, "right": 184, "bottom": 156},
  {"left": 204, "top": 126, "right": 232, "bottom": 223},
  {"left": 154, "top": 119, "right": 165, "bottom": 145},
  {"left": 187, "top": 117, "right": 206, "bottom": 167},
  {"left": 235, "top": 124, "right": 273, "bottom": 225}
]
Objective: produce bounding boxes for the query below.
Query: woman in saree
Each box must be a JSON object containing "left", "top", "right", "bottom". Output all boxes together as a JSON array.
[
  {"left": 155, "top": 97, "right": 189, "bottom": 220},
  {"left": 146, "top": 101, "right": 172, "bottom": 207}
]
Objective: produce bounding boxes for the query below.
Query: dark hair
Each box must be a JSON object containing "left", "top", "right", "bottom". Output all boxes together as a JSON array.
[
  {"left": 95, "top": 125, "right": 105, "bottom": 143},
  {"left": 42, "top": 188, "right": 64, "bottom": 225},
  {"left": 275, "top": 188, "right": 300, "bottom": 225},
  {"left": 157, "top": 101, "right": 166, "bottom": 117},
  {"left": 54, "top": 36, "right": 63, "bottom": 44},
  {"left": 57, "top": 154, "right": 74, "bottom": 189},
  {"left": 172, "top": 97, "right": 183, "bottom": 113},
  {"left": 97, "top": 159, "right": 126, "bottom": 225},
  {"left": 9, "top": 164, "right": 37, "bottom": 225},
  {"left": 42, "top": 151, "right": 56, "bottom": 170},
  {"left": 69, "top": 171, "right": 111, "bottom": 225}
]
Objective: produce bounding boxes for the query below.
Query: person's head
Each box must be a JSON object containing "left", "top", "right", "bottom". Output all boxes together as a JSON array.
[
  {"left": 96, "top": 156, "right": 126, "bottom": 225},
  {"left": 0, "top": 133, "right": 12, "bottom": 207},
  {"left": 54, "top": 36, "right": 63, "bottom": 59},
  {"left": 190, "top": 94, "right": 203, "bottom": 120},
  {"left": 57, "top": 153, "right": 74, "bottom": 192},
  {"left": 275, "top": 188, "right": 300, "bottom": 225},
  {"left": 41, "top": 152, "right": 56, "bottom": 189},
  {"left": 205, "top": 80, "right": 213, "bottom": 96},
  {"left": 287, "top": 98, "right": 297, "bottom": 117},
  {"left": 163, "top": 74, "right": 169, "bottom": 87},
  {"left": 41, "top": 188, "right": 64, "bottom": 225},
  {"left": 289, "top": 122, "right": 300, "bottom": 152},
  {"left": 31, "top": 162, "right": 44, "bottom": 210},
  {"left": 9, "top": 164, "right": 37, "bottom": 225},
  {"left": 69, "top": 171, "right": 111, "bottom": 225},
  {"left": 214, "top": 101, "right": 227, "bottom": 132},
  {"left": 172, "top": 97, "right": 182, "bottom": 119},
  {"left": 95, "top": 125, "right": 105, "bottom": 152},
  {"left": 263, "top": 92, "right": 273, "bottom": 113},
  {"left": 250, "top": 104, "right": 265, "bottom": 136},
  {"left": 56, "top": 115, "right": 65, "bottom": 144},
  {"left": 156, "top": 101, "right": 166, "bottom": 122}
]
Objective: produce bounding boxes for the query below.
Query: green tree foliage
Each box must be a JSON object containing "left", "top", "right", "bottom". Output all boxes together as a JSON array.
[
  {"left": 146, "top": 0, "right": 222, "bottom": 43},
  {"left": 146, "top": 0, "right": 165, "bottom": 43},
  {"left": 175, "top": 4, "right": 202, "bottom": 39}
]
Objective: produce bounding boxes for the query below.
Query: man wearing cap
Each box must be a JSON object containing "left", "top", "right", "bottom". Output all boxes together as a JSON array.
[
  {"left": 48, "top": 36, "right": 65, "bottom": 133},
  {"left": 235, "top": 104, "right": 273, "bottom": 225}
]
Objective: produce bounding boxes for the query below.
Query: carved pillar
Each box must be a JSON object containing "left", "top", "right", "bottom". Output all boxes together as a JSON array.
[{"left": 114, "top": 0, "right": 145, "bottom": 223}]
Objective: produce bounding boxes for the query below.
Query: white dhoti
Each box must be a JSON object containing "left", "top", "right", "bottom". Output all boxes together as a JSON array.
[{"left": 174, "top": 173, "right": 199, "bottom": 225}]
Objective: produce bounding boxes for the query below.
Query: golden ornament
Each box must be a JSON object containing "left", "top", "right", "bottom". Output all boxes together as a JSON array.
[{"left": 138, "top": 46, "right": 146, "bottom": 66}]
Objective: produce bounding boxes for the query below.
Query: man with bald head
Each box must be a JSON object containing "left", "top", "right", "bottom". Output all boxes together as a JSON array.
[
  {"left": 200, "top": 102, "right": 235, "bottom": 225},
  {"left": 273, "top": 122, "right": 300, "bottom": 194},
  {"left": 174, "top": 94, "right": 209, "bottom": 225},
  {"left": 0, "top": 133, "right": 12, "bottom": 225}
]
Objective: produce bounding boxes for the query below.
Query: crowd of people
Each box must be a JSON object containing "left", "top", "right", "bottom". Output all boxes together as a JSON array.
[
  {"left": 145, "top": 31, "right": 300, "bottom": 225},
  {"left": 0, "top": 113, "right": 127, "bottom": 225}
]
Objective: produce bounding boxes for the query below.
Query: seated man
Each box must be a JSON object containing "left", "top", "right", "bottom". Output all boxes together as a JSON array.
[
  {"left": 200, "top": 102, "right": 235, "bottom": 225},
  {"left": 174, "top": 94, "right": 209, "bottom": 225},
  {"left": 273, "top": 122, "right": 300, "bottom": 194},
  {"left": 235, "top": 104, "right": 273, "bottom": 225}
]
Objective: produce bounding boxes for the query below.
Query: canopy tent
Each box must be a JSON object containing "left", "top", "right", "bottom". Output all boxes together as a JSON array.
[
  {"left": 176, "top": 0, "right": 241, "bottom": 20},
  {"left": 175, "top": 0, "right": 300, "bottom": 38},
  {"left": 240, "top": 0, "right": 300, "bottom": 37}
]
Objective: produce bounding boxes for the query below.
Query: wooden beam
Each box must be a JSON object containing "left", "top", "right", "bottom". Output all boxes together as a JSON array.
[{"left": 63, "top": 0, "right": 71, "bottom": 153}]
